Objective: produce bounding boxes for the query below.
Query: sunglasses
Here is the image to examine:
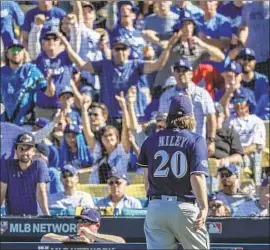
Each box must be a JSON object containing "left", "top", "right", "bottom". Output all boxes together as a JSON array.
[
  {"left": 76, "top": 218, "right": 96, "bottom": 225},
  {"left": 220, "top": 172, "right": 233, "bottom": 178},
  {"left": 232, "top": 97, "right": 246, "bottom": 104},
  {"left": 89, "top": 112, "right": 99, "bottom": 117},
  {"left": 239, "top": 55, "right": 255, "bottom": 62},
  {"left": 44, "top": 36, "right": 59, "bottom": 41},
  {"left": 210, "top": 203, "right": 223, "bottom": 209},
  {"left": 173, "top": 67, "right": 190, "bottom": 73},
  {"left": 114, "top": 47, "right": 128, "bottom": 52},
  {"left": 107, "top": 180, "right": 123, "bottom": 186},
  {"left": 8, "top": 47, "right": 23, "bottom": 55}
]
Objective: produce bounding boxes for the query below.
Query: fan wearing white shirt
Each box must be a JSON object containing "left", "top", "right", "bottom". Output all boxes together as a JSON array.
[{"left": 48, "top": 165, "right": 94, "bottom": 210}]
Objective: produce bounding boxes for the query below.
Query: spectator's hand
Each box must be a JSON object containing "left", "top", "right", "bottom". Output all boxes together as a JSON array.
[
  {"left": 226, "top": 77, "right": 241, "bottom": 93},
  {"left": 167, "top": 30, "right": 182, "bottom": 49},
  {"left": 81, "top": 96, "right": 92, "bottom": 111},
  {"left": 190, "top": 36, "right": 204, "bottom": 47},
  {"left": 142, "top": 29, "right": 159, "bottom": 42},
  {"left": 115, "top": 91, "right": 127, "bottom": 110},
  {"left": 127, "top": 86, "right": 137, "bottom": 104},
  {"left": 35, "top": 14, "right": 47, "bottom": 26},
  {"left": 53, "top": 109, "right": 64, "bottom": 124},
  {"left": 56, "top": 32, "right": 70, "bottom": 48},
  {"left": 46, "top": 69, "right": 53, "bottom": 83},
  {"left": 193, "top": 209, "right": 207, "bottom": 232},
  {"left": 66, "top": 13, "right": 77, "bottom": 26},
  {"left": 78, "top": 227, "right": 97, "bottom": 242},
  {"left": 128, "top": 130, "right": 136, "bottom": 145},
  {"left": 208, "top": 142, "right": 215, "bottom": 157}
]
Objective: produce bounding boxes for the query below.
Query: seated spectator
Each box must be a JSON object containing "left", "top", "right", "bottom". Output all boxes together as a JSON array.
[
  {"left": 215, "top": 164, "right": 250, "bottom": 215},
  {"left": 154, "top": 10, "right": 225, "bottom": 89},
  {"left": 35, "top": 143, "right": 63, "bottom": 195},
  {"left": 223, "top": 91, "right": 266, "bottom": 187},
  {"left": 212, "top": 102, "right": 244, "bottom": 167},
  {"left": 41, "top": 207, "right": 125, "bottom": 243},
  {"left": 233, "top": 176, "right": 269, "bottom": 216},
  {"left": 236, "top": 48, "right": 268, "bottom": 102},
  {"left": 158, "top": 59, "right": 216, "bottom": 142},
  {"left": 1, "top": 39, "right": 54, "bottom": 125},
  {"left": 208, "top": 194, "right": 231, "bottom": 217},
  {"left": 22, "top": 0, "right": 66, "bottom": 48},
  {"left": 0, "top": 132, "right": 50, "bottom": 216},
  {"left": 48, "top": 165, "right": 94, "bottom": 210},
  {"left": 58, "top": 86, "right": 81, "bottom": 125},
  {"left": 81, "top": 94, "right": 131, "bottom": 184},
  {"left": 96, "top": 172, "right": 142, "bottom": 215},
  {"left": 59, "top": 124, "right": 93, "bottom": 173}
]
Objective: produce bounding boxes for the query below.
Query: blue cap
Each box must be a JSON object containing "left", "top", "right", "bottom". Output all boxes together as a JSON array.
[
  {"left": 168, "top": 94, "right": 193, "bottom": 117},
  {"left": 64, "top": 124, "right": 82, "bottom": 134},
  {"left": 75, "top": 207, "right": 101, "bottom": 223},
  {"left": 80, "top": 85, "right": 94, "bottom": 98},
  {"left": 108, "top": 171, "right": 130, "bottom": 184},
  {"left": 173, "top": 59, "right": 193, "bottom": 71},
  {"left": 35, "top": 117, "right": 50, "bottom": 128},
  {"left": 238, "top": 48, "right": 256, "bottom": 59},
  {"left": 15, "top": 132, "right": 35, "bottom": 146},
  {"left": 61, "top": 164, "right": 78, "bottom": 175},
  {"left": 58, "top": 86, "right": 74, "bottom": 98},
  {"left": 6, "top": 39, "right": 24, "bottom": 50},
  {"left": 112, "top": 37, "right": 129, "bottom": 48},
  {"left": 224, "top": 61, "right": 242, "bottom": 74},
  {"left": 36, "top": 143, "right": 50, "bottom": 157},
  {"left": 117, "top": 0, "right": 138, "bottom": 13},
  {"left": 173, "top": 11, "right": 196, "bottom": 33},
  {"left": 218, "top": 164, "right": 238, "bottom": 176}
]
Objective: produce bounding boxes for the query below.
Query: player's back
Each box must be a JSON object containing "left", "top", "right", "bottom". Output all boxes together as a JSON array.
[{"left": 142, "top": 128, "right": 208, "bottom": 198}]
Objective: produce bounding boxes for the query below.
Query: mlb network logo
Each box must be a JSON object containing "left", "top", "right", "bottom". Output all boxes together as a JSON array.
[
  {"left": 207, "top": 222, "right": 222, "bottom": 234},
  {"left": 1, "top": 221, "right": 8, "bottom": 235}
]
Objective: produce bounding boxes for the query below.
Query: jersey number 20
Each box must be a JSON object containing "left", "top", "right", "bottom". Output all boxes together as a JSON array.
[{"left": 154, "top": 150, "right": 187, "bottom": 178}]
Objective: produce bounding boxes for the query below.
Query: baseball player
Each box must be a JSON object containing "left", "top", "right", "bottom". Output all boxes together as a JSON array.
[{"left": 137, "top": 94, "right": 210, "bottom": 249}]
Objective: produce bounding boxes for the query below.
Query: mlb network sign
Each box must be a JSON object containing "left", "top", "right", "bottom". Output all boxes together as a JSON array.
[{"left": 1, "top": 221, "right": 76, "bottom": 235}]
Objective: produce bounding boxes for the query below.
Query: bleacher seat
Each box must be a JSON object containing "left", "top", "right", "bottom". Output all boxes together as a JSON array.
[{"left": 77, "top": 184, "right": 146, "bottom": 198}]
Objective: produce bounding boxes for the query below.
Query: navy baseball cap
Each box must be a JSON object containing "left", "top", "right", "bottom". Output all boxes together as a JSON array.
[
  {"left": 223, "top": 61, "right": 242, "bottom": 74},
  {"left": 15, "top": 132, "right": 35, "bottom": 146},
  {"left": 218, "top": 164, "right": 238, "bottom": 176},
  {"left": 75, "top": 207, "right": 101, "bottom": 224},
  {"left": 64, "top": 124, "right": 82, "bottom": 134},
  {"left": 172, "top": 59, "right": 193, "bottom": 71},
  {"left": 108, "top": 172, "right": 130, "bottom": 185},
  {"left": 238, "top": 48, "right": 256, "bottom": 60},
  {"left": 36, "top": 143, "right": 50, "bottom": 157},
  {"left": 6, "top": 39, "right": 24, "bottom": 50},
  {"left": 35, "top": 117, "right": 50, "bottom": 128},
  {"left": 112, "top": 37, "right": 129, "bottom": 48},
  {"left": 168, "top": 94, "right": 193, "bottom": 117},
  {"left": 173, "top": 11, "right": 197, "bottom": 33},
  {"left": 58, "top": 86, "right": 74, "bottom": 98},
  {"left": 117, "top": 0, "right": 137, "bottom": 12},
  {"left": 61, "top": 164, "right": 78, "bottom": 175}
]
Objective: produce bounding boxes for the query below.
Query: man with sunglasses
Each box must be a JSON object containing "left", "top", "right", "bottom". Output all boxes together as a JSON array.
[
  {"left": 159, "top": 59, "right": 216, "bottom": 145},
  {"left": 96, "top": 172, "right": 142, "bottom": 215},
  {"left": 41, "top": 207, "right": 125, "bottom": 243},
  {"left": 1, "top": 39, "right": 55, "bottom": 125},
  {"left": 236, "top": 48, "right": 268, "bottom": 102},
  {"left": 48, "top": 165, "right": 94, "bottom": 210},
  {"left": 0, "top": 132, "right": 50, "bottom": 216},
  {"left": 208, "top": 195, "right": 231, "bottom": 217}
]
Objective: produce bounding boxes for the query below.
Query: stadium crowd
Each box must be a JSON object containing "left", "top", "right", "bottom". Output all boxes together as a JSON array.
[{"left": 0, "top": 0, "right": 269, "bottom": 219}]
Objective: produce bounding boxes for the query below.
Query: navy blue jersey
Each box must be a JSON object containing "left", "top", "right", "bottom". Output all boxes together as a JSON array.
[{"left": 137, "top": 128, "right": 208, "bottom": 198}]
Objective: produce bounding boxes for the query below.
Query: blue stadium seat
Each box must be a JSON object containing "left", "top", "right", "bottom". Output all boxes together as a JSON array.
[
  {"left": 121, "top": 208, "right": 147, "bottom": 217},
  {"left": 49, "top": 208, "right": 67, "bottom": 216}
]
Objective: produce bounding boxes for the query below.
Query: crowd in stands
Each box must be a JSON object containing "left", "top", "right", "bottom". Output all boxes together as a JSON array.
[{"left": 0, "top": 0, "right": 269, "bottom": 218}]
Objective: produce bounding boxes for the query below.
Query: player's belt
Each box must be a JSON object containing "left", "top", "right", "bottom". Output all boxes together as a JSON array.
[{"left": 149, "top": 195, "right": 196, "bottom": 204}]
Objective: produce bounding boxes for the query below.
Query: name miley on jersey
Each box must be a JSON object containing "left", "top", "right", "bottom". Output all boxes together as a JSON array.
[{"left": 158, "top": 136, "right": 188, "bottom": 147}]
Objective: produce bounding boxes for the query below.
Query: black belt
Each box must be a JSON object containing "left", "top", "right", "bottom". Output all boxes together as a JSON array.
[{"left": 149, "top": 195, "right": 196, "bottom": 204}]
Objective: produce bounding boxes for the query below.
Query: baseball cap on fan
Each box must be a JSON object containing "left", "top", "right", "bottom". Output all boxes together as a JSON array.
[{"left": 15, "top": 132, "right": 35, "bottom": 147}]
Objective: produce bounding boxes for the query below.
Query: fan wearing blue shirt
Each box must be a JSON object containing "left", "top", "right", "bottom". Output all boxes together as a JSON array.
[
  {"left": 1, "top": 40, "right": 55, "bottom": 125},
  {"left": 198, "top": 1, "right": 232, "bottom": 50},
  {"left": 58, "top": 33, "right": 178, "bottom": 119},
  {"left": 1, "top": 1, "right": 24, "bottom": 47},
  {"left": 107, "top": 0, "right": 146, "bottom": 60},
  {"left": 0, "top": 132, "right": 50, "bottom": 216},
  {"left": 22, "top": 0, "right": 66, "bottom": 48}
]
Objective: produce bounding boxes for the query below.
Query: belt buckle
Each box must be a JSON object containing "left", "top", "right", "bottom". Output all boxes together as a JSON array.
[{"left": 162, "top": 195, "right": 176, "bottom": 201}]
